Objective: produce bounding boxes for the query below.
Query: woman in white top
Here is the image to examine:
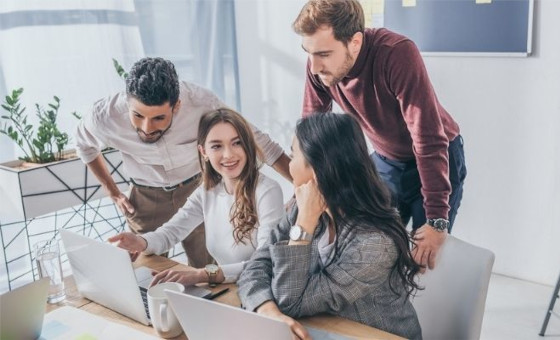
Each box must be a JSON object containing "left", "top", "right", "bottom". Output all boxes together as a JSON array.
[{"left": 109, "top": 108, "right": 284, "bottom": 286}]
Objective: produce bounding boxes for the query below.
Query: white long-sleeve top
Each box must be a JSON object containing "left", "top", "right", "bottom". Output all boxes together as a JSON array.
[
  {"left": 142, "top": 174, "right": 284, "bottom": 283},
  {"left": 75, "top": 81, "right": 284, "bottom": 187}
]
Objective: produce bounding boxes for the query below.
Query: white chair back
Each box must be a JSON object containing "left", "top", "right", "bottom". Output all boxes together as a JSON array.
[{"left": 412, "top": 235, "right": 495, "bottom": 340}]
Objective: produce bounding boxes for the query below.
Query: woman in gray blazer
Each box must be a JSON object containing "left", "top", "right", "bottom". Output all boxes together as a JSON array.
[{"left": 237, "top": 113, "right": 422, "bottom": 340}]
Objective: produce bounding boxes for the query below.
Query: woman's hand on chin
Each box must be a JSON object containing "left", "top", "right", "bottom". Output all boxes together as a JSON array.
[{"left": 295, "top": 179, "right": 325, "bottom": 234}]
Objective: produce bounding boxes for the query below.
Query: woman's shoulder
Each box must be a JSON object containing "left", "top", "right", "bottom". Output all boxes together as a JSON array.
[
  {"left": 338, "top": 228, "right": 398, "bottom": 266},
  {"left": 343, "top": 225, "right": 397, "bottom": 253},
  {"left": 256, "top": 173, "right": 283, "bottom": 194}
]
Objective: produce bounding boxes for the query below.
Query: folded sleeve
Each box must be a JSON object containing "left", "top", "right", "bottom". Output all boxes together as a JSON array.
[
  {"left": 237, "top": 212, "right": 292, "bottom": 311},
  {"left": 250, "top": 123, "right": 285, "bottom": 166},
  {"left": 74, "top": 101, "right": 107, "bottom": 164}
]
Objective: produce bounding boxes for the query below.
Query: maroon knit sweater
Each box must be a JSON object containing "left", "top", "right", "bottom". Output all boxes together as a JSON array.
[{"left": 302, "top": 28, "right": 460, "bottom": 219}]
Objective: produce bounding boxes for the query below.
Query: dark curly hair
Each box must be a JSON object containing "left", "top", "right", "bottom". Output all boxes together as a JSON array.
[{"left": 126, "top": 57, "right": 180, "bottom": 107}]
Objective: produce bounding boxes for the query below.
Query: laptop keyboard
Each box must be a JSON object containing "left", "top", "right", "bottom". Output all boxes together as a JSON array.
[{"left": 139, "top": 286, "right": 150, "bottom": 318}]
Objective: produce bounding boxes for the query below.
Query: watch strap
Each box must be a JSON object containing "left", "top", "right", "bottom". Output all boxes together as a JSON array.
[
  {"left": 205, "top": 265, "right": 219, "bottom": 287},
  {"left": 299, "top": 229, "right": 312, "bottom": 242},
  {"left": 426, "top": 218, "right": 449, "bottom": 232},
  {"left": 289, "top": 225, "right": 313, "bottom": 242}
]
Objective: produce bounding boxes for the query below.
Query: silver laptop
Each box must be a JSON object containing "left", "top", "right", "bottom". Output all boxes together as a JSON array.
[
  {"left": 60, "top": 229, "right": 211, "bottom": 326},
  {"left": 165, "top": 290, "right": 352, "bottom": 340},
  {"left": 0, "top": 278, "right": 50, "bottom": 340}
]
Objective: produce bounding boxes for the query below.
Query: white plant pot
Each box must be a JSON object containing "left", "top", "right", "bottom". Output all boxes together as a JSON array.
[{"left": 0, "top": 149, "right": 128, "bottom": 223}]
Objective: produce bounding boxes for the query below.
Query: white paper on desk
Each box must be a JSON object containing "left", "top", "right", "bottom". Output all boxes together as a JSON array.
[{"left": 40, "top": 306, "right": 158, "bottom": 340}]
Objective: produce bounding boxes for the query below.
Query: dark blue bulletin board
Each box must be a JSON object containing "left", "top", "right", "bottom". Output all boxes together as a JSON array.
[{"left": 382, "top": 0, "right": 534, "bottom": 56}]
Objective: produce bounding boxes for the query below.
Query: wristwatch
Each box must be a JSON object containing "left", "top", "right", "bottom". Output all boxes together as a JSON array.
[
  {"left": 426, "top": 218, "right": 449, "bottom": 232},
  {"left": 205, "top": 264, "right": 220, "bottom": 287},
  {"left": 289, "top": 225, "right": 312, "bottom": 242}
]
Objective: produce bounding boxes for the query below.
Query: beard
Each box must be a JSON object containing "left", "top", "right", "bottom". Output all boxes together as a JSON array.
[
  {"left": 136, "top": 129, "right": 164, "bottom": 143},
  {"left": 136, "top": 118, "right": 172, "bottom": 144},
  {"left": 320, "top": 51, "right": 354, "bottom": 87}
]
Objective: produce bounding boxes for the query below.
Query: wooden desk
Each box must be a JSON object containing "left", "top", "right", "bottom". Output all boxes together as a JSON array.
[{"left": 47, "top": 254, "right": 404, "bottom": 340}]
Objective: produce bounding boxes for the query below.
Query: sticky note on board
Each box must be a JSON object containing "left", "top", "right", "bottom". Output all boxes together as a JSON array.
[
  {"left": 476, "top": 0, "right": 492, "bottom": 4},
  {"left": 360, "top": 0, "right": 374, "bottom": 27},
  {"left": 372, "top": 0, "right": 384, "bottom": 14},
  {"left": 75, "top": 333, "right": 98, "bottom": 340},
  {"left": 360, "top": 0, "right": 384, "bottom": 27},
  {"left": 402, "top": 0, "right": 416, "bottom": 7}
]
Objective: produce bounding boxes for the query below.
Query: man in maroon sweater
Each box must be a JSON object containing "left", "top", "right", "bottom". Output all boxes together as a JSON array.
[{"left": 291, "top": 0, "right": 467, "bottom": 270}]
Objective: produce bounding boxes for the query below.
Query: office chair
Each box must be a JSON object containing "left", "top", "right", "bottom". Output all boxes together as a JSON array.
[
  {"left": 539, "top": 271, "right": 560, "bottom": 336},
  {"left": 411, "top": 235, "right": 495, "bottom": 340}
]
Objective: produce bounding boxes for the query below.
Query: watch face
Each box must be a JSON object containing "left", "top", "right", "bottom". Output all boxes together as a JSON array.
[
  {"left": 289, "top": 225, "right": 302, "bottom": 241},
  {"left": 206, "top": 264, "right": 219, "bottom": 274},
  {"left": 429, "top": 218, "right": 449, "bottom": 230}
]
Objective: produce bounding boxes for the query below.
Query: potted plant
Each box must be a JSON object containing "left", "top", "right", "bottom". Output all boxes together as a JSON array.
[{"left": 0, "top": 88, "right": 127, "bottom": 222}]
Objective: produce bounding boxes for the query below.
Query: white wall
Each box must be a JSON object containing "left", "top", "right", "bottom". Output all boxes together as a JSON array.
[
  {"left": 235, "top": 0, "right": 560, "bottom": 285},
  {"left": 423, "top": 0, "right": 560, "bottom": 285},
  {"left": 234, "top": 0, "right": 308, "bottom": 199}
]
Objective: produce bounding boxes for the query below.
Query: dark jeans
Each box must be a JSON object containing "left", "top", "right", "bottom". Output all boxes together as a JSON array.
[{"left": 371, "top": 136, "right": 467, "bottom": 233}]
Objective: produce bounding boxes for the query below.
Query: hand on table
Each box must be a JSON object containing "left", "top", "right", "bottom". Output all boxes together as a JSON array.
[
  {"left": 412, "top": 224, "right": 447, "bottom": 271},
  {"left": 149, "top": 267, "right": 205, "bottom": 287},
  {"left": 257, "top": 301, "right": 311, "bottom": 340}
]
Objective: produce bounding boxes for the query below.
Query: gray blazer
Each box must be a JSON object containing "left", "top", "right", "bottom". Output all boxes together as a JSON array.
[{"left": 237, "top": 206, "right": 422, "bottom": 340}]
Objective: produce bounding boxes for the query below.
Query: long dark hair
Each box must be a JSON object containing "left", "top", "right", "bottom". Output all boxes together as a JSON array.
[
  {"left": 295, "top": 112, "right": 420, "bottom": 297},
  {"left": 197, "top": 108, "right": 263, "bottom": 245}
]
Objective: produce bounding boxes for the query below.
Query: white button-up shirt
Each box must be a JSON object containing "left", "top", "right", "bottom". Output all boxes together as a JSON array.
[
  {"left": 75, "top": 81, "right": 284, "bottom": 187},
  {"left": 142, "top": 174, "right": 284, "bottom": 283}
]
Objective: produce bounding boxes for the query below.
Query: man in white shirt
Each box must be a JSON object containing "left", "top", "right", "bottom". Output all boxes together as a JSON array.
[{"left": 75, "top": 57, "right": 291, "bottom": 268}]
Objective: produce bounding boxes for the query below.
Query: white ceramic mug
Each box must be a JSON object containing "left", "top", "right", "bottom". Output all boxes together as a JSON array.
[{"left": 147, "top": 282, "right": 185, "bottom": 338}]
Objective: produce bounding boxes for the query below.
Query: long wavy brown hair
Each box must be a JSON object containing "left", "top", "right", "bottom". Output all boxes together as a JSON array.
[{"left": 197, "top": 108, "right": 263, "bottom": 245}]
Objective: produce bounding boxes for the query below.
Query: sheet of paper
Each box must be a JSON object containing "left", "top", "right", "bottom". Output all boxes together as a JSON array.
[
  {"left": 41, "top": 306, "right": 158, "bottom": 340},
  {"left": 476, "top": 0, "right": 492, "bottom": 3},
  {"left": 402, "top": 0, "right": 416, "bottom": 7}
]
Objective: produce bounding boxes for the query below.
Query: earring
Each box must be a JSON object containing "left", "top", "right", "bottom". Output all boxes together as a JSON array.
[{"left": 204, "top": 157, "right": 209, "bottom": 162}]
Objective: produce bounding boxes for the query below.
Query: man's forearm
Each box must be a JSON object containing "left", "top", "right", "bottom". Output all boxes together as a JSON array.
[
  {"left": 272, "top": 153, "right": 293, "bottom": 182},
  {"left": 87, "top": 154, "right": 121, "bottom": 198}
]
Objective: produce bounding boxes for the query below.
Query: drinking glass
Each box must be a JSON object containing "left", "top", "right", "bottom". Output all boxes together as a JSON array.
[{"left": 34, "top": 239, "right": 66, "bottom": 303}]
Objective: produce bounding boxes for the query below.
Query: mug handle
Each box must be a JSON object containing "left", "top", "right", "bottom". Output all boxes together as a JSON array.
[{"left": 160, "top": 301, "right": 169, "bottom": 332}]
